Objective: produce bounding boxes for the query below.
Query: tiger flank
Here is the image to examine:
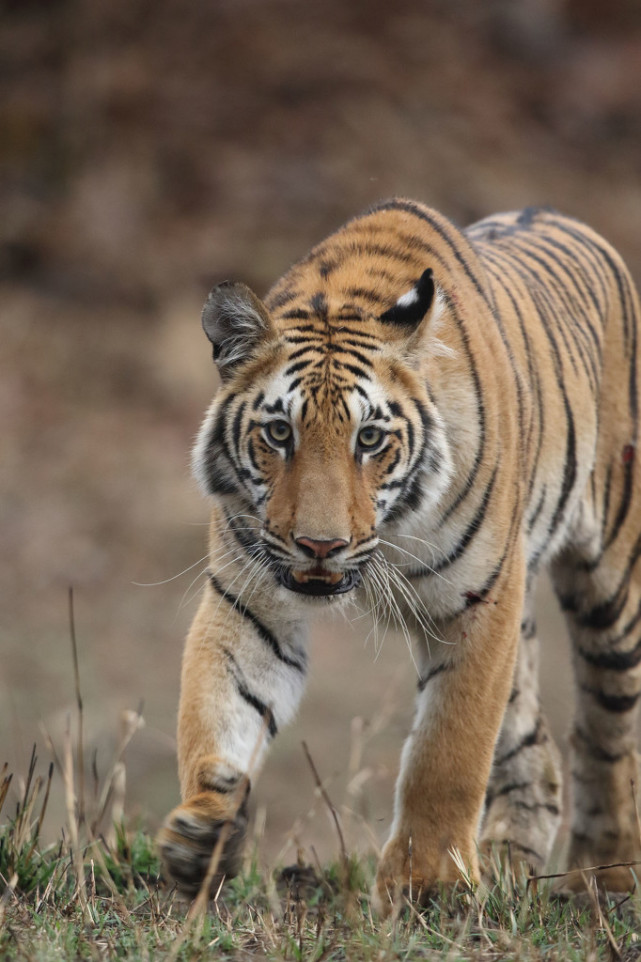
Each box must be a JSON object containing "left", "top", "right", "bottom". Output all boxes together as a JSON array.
[{"left": 158, "top": 199, "right": 641, "bottom": 912}]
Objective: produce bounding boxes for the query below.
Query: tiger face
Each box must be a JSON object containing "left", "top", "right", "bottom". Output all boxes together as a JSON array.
[{"left": 193, "top": 272, "right": 453, "bottom": 599}]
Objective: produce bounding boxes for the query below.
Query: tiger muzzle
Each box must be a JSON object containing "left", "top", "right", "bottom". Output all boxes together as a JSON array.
[{"left": 278, "top": 566, "right": 362, "bottom": 597}]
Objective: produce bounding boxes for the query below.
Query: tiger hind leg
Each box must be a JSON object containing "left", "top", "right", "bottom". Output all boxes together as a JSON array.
[
  {"left": 481, "top": 585, "right": 563, "bottom": 877},
  {"left": 553, "top": 538, "right": 641, "bottom": 894}
]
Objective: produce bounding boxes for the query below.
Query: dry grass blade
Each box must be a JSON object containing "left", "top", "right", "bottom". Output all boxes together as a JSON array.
[
  {"left": 527, "top": 860, "right": 641, "bottom": 886},
  {"left": 0, "top": 769, "right": 12, "bottom": 821},
  {"left": 33, "top": 762, "right": 54, "bottom": 842},
  {"left": 68, "top": 587, "right": 85, "bottom": 827},
  {"left": 85, "top": 833, "right": 131, "bottom": 921},
  {"left": 584, "top": 872, "right": 622, "bottom": 960},
  {"left": 62, "top": 715, "right": 91, "bottom": 925},
  {"left": 20, "top": 744, "right": 37, "bottom": 814},
  {"left": 92, "top": 706, "right": 144, "bottom": 838},
  {"left": 302, "top": 740, "right": 348, "bottom": 876},
  {"left": 632, "top": 778, "right": 641, "bottom": 849},
  {"left": 0, "top": 874, "right": 18, "bottom": 929}
]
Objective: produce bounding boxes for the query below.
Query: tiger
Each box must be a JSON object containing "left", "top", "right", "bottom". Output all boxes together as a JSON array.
[{"left": 158, "top": 198, "right": 641, "bottom": 913}]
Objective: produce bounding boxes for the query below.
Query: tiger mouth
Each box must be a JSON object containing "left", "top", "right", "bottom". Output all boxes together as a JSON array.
[{"left": 278, "top": 567, "right": 361, "bottom": 596}]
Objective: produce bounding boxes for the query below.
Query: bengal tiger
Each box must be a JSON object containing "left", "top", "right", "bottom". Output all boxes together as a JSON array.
[{"left": 158, "top": 198, "right": 641, "bottom": 912}]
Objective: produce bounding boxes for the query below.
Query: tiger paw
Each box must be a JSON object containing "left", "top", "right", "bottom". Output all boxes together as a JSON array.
[
  {"left": 372, "top": 836, "right": 479, "bottom": 917},
  {"left": 157, "top": 790, "right": 249, "bottom": 897}
]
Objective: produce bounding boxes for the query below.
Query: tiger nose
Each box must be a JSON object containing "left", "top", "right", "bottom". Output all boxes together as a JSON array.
[{"left": 294, "top": 537, "right": 350, "bottom": 560}]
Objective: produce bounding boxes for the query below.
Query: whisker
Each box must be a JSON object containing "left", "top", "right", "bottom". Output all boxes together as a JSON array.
[
  {"left": 380, "top": 556, "right": 451, "bottom": 651},
  {"left": 377, "top": 537, "right": 452, "bottom": 586},
  {"left": 177, "top": 565, "right": 211, "bottom": 612},
  {"left": 132, "top": 554, "right": 210, "bottom": 587}
]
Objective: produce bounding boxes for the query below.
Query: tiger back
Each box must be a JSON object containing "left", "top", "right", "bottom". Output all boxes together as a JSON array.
[{"left": 158, "top": 198, "right": 641, "bottom": 910}]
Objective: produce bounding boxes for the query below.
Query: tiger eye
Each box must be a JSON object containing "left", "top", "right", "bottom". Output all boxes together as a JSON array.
[
  {"left": 266, "top": 420, "right": 292, "bottom": 444},
  {"left": 357, "top": 425, "right": 383, "bottom": 449}
]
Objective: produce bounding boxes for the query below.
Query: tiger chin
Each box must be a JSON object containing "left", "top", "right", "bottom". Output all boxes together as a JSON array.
[{"left": 158, "top": 198, "right": 641, "bottom": 914}]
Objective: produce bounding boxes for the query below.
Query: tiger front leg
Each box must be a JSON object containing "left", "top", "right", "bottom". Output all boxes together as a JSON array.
[
  {"left": 373, "top": 577, "right": 523, "bottom": 915},
  {"left": 158, "top": 576, "right": 308, "bottom": 897}
]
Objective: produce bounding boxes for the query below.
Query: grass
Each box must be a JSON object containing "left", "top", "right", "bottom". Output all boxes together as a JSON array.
[
  {"left": 3, "top": 594, "right": 641, "bottom": 960},
  {"left": 2, "top": 745, "right": 641, "bottom": 962}
]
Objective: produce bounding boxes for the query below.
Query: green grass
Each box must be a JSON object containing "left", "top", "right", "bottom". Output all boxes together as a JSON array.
[
  {"left": 2, "top": 600, "right": 639, "bottom": 962},
  {"left": 2, "top": 763, "right": 641, "bottom": 962}
]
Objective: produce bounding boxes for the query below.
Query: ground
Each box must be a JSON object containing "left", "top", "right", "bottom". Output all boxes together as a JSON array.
[{"left": 1, "top": 0, "right": 641, "bottom": 871}]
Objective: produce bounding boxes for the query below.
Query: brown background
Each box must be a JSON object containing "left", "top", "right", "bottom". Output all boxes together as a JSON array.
[{"left": 2, "top": 0, "right": 641, "bottom": 867}]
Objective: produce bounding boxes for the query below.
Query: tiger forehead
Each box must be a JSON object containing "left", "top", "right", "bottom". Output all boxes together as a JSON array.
[
  {"left": 258, "top": 362, "right": 392, "bottom": 429},
  {"left": 264, "top": 287, "right": 384, "bottom": 396}
]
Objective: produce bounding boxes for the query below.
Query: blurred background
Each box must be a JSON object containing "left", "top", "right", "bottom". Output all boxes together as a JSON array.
[{"left": 2, "top": 0, "right": 641, "bottom": 868}]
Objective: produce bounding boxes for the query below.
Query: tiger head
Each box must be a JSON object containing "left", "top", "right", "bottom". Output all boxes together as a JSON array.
[{"left": 193, "top": 250, "right": 455, "bottom": 601}]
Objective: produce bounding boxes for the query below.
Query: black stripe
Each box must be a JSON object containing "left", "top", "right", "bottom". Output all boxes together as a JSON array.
[
  {"left": 346, "top": 286, "right": 385, "bottom": 303},
  {"left": 522, "top": 284, "right": 578, "bottom": 542},
  {"left": 286, "top": 345, "right": 317, "bottom": 361},
  {"left": 578, "top": 636, "right": 641, "bottom": 673},
  {"left": 573, "top": 726, "right": 625, "bottom": 763},
  {"left": 431, "top": 465, "right": 499, "bottom": 574},
  {"left": 337, "top": 346, "right": 375, "bottom": 368},
  {"left": 384, "top": 472, "right": 425, "bottom": 522},
  {"left": 489, "top": 781, "right": 532, "bottom": 799},
  {"left": 203, "top": 773, "right": 243, "bottom": 794},
  {"left": 237, "top": 683, "right": 278, "bottom": 737},
  {"left": 267, "top": 287, "right": 298, "bottom": 311},
  {"left": 526, "top": 485, "right": 547, "bottom": 537},
  {"left": 284, "top": 360, "right": 309, "bottom": 377},
  {"left": 549, "top": 391, "right": 577, "bottom": 539},
  {"left": 438, "top": 303, "right": 487, "bottom": 525},
  {"left": 209, "top": 574, "right": 306, "bottom": 672},
  {"left": 571, "top": 532, "right": 641, "bottom": 630},
  {"left": 604, "top": 455, "right": 636, "bottom": 554},
  {"left": 310, "top": 292, "right": 328, "bottom": 321},
  {"left": 335, "top": 360, "right": 371, "bottom": 380},
  {"left": 224, "top": 513, "right": 264, "bottom": 560},
  {"left": 231, "top": 400, "right": 247, "bottom": 449},
  {"left": 203, "top": 395, "right": 239, "bottom": 495},
  {"left": 512, "top": 800, "right": 560, "bottom": 815},
  {"left": 283, "top": 334, "right": 323, "bottom": 345},
  {"left": 338, "top": 240, "right": 419, "bottom": 266},
  {"left": 521, "top": 619, "right": 537, "bottom": 640},
  {"left": 495, "top": 717, "right": 543, "bottom": 766},
  {"left": 417, "top": 662, "right": 450, "bottom": 692},
  {"left": 581, "top": 685, "right": 640, "bottom": 714},
  {"left": 487, "top": 841, "right": 543, "bottom": 864},
  {"left": 222, "top": 648, "right": 278, "bottom": 737}
]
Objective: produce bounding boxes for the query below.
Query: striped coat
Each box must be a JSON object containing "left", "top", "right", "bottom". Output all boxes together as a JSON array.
[{"left": 159, "top": 199, "right": 641, "bottom": 910}]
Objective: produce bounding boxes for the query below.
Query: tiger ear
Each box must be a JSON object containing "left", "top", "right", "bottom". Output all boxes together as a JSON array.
[
  {"left": 201, "top": 281, "right": 275, "bottom": 378},
  {"left": 379, "top": 269, "right": 435, "bottom": 329}
]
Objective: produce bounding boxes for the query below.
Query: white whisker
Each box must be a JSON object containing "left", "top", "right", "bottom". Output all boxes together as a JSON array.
[
  {"left": 132, "top": 553, "right": 210, "bottom": 587},
  {"left": 377, "top": 537, "right": 452, "bottom": 586}
]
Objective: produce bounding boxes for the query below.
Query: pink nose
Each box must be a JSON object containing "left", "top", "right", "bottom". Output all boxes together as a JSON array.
[{"left": 295, "top": 537, "right": 349, "bottom": 560}]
